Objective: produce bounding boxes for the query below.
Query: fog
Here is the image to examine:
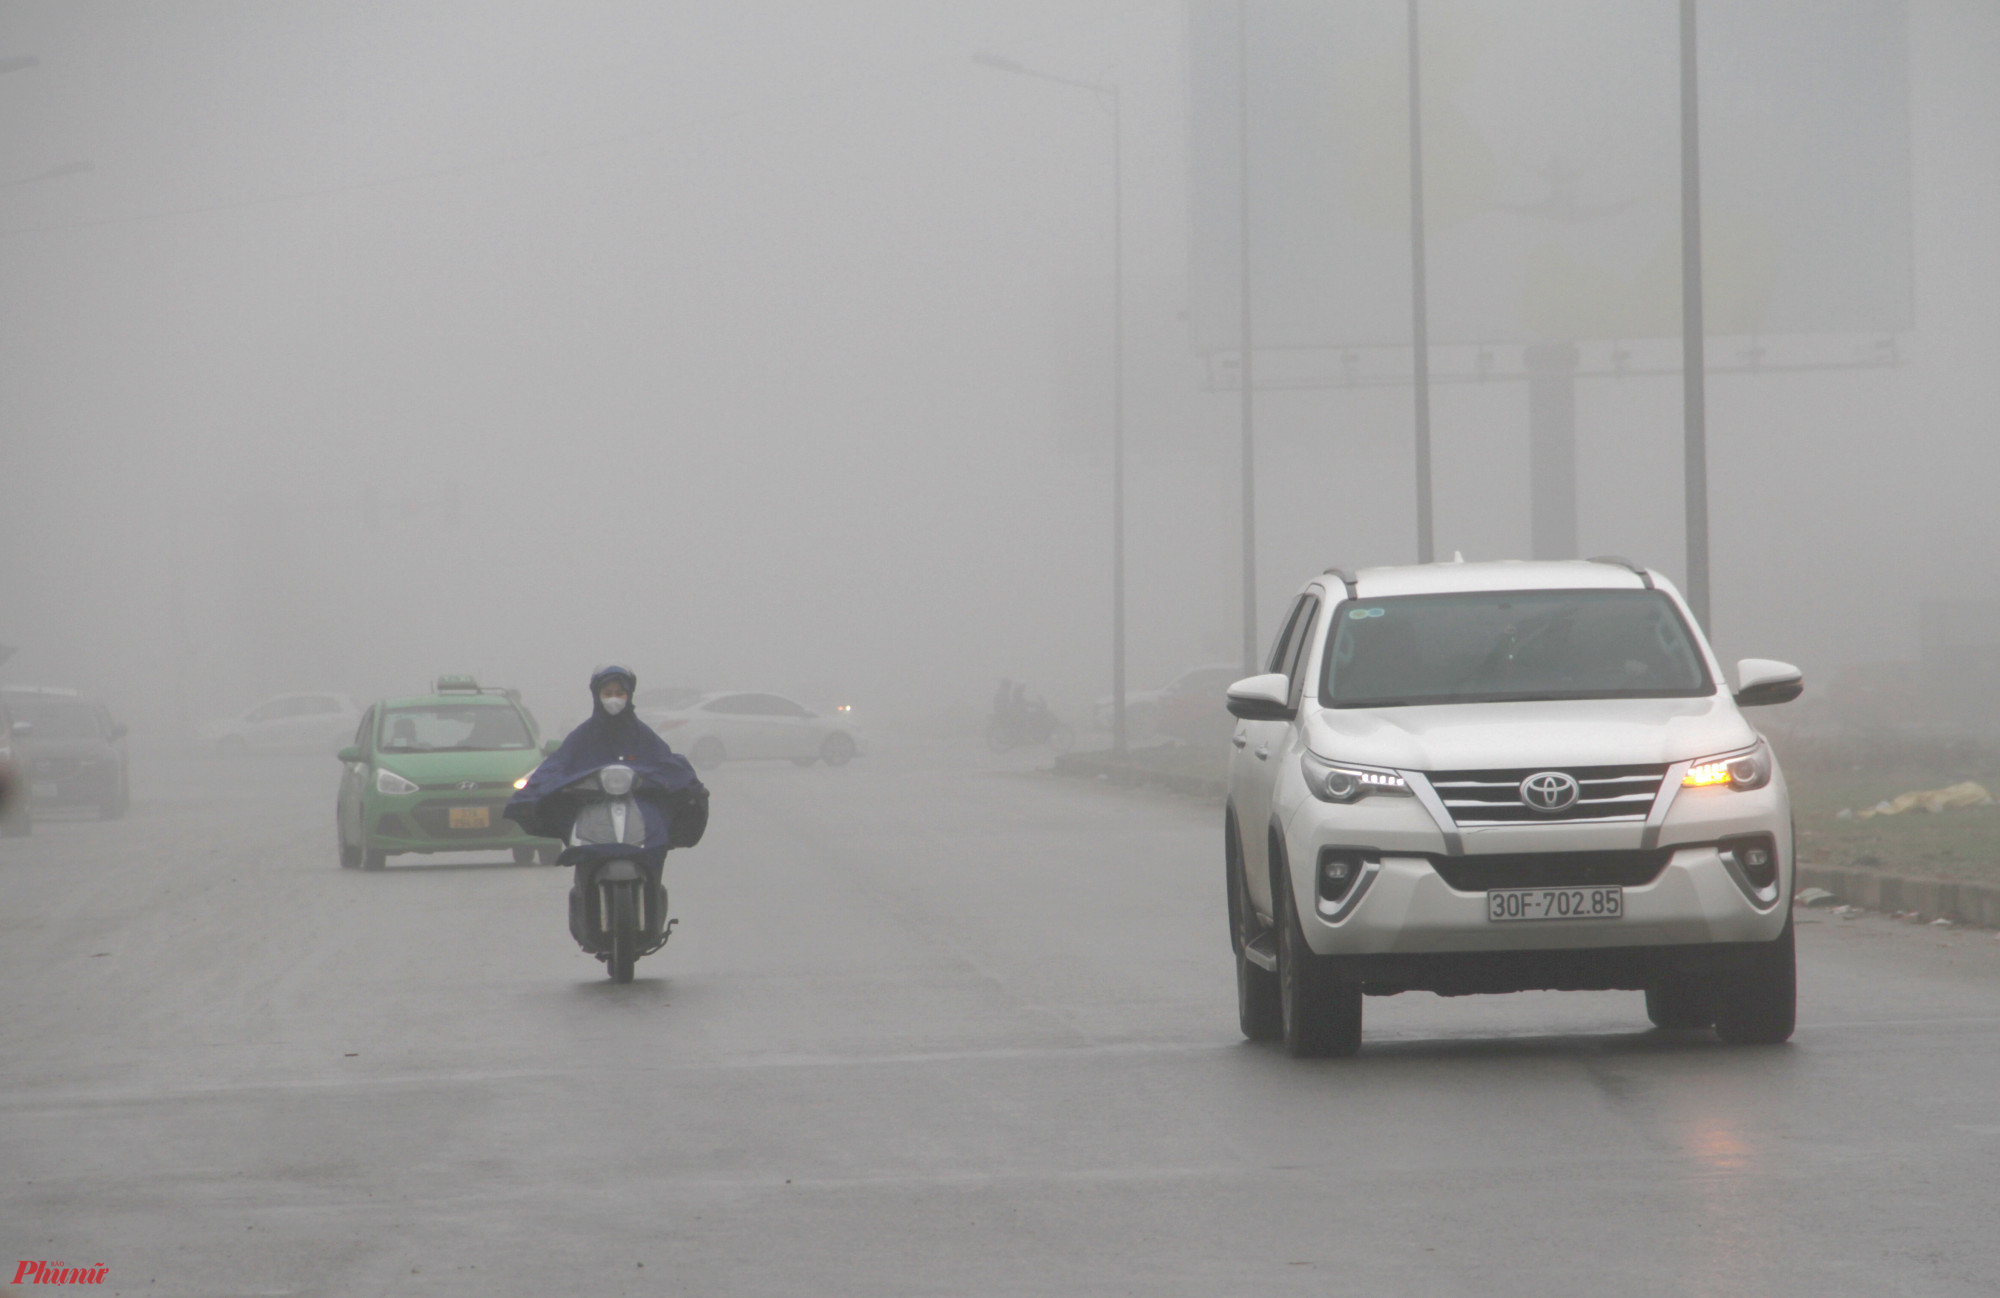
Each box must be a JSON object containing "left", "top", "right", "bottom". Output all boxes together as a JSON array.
[{"left": 3, "top": 0, "right": 1997, "bottom": 742}]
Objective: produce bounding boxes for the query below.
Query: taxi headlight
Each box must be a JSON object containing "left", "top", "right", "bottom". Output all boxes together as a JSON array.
[
  {"left": 1300, "top": 753, "right": 1411, "bottom": 804},
  {"left": 375, "top": 767, "right": 419, "bottom": 796},
  {"left": 1683, "top": 740, "right": 1771, "bottom": 791}
]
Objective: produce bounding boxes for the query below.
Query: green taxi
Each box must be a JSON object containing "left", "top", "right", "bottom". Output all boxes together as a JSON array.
[{"left": 335, "top": 676, "right": 560, "bottom": 870}]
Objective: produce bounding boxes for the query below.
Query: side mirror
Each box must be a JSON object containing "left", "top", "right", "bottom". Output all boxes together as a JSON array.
[
  {"left": 1734, "top": 658, "right": 1804, "bottom": 708},
  {"left": 542, "top": 738, "right": 562, "bottom": 757},
  {"left": 108, "top": 722, "right": 128, "bottom": 741},
  {"left": 1225, "top": 673, "right": 1296, "bottom": 722},
  {"left": 337, "top": 745, "right": 362, "bottom": 763}
]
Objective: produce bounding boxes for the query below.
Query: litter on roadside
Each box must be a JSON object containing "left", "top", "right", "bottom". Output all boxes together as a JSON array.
[
  {"left": 1795, "top": 887, "right": 1837, "bottom": 907},
  {"left": 1931, "top": 917, "right": 1955, "bottom": 927},
  {"left": 1850, "top": 781, "right": 1994, "bottom": 819}
]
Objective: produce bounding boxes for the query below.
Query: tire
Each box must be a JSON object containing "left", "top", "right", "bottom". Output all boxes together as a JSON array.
[
  {"left": 512, "top": 846, "right": 537, "bottom": 864},
  {"left": 536, "top": 844, "right": 562, "bottom": 866},
  {"left": 1645, "top": 977, "right": 1715, "bottom": 1030},
  {"left": 337, "top": 812, "right": 361, "bottom": 868},
  {"left": 1274, "top": 834, "right": 1362, "bottom": 1058},
  {"left": 100, "top": 774, "right": 129, "bottom": 821},
  {"left": 1, "top": 799, "right": 29, "bottom": 838},
  {"left": 608, "top": 883, "right": 637, "bottom": 984},
  {"left": 1713, "top": 914, "right": 1796, "bottom": 1045},
  {"left": 1227, "top": 812, "right": 1280, "bottom": 1042},
  {"left": 820, "top": 732, "right": 856, "bottom": 767},
  {"left": 689, "top": 737, "right": 725, "bottom": 772},
  {"left": 1048, "top": 723, "right": 1076, "bottom": 754},
  {"left": 985, "top": 723, "right": 1013, "bottom": 754},
  {"left": 362, "top": 840, "right": 387, "bottom": 871}
]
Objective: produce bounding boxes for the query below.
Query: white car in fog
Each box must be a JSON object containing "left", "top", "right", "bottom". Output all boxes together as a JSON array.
[
  {"left": 1225, "top": 559, "right": 1803, "bottom": 1058},
  {"left": 645, "top": 691, "right": 861, "bottom": 770},
  {"left": 201, "top": 693, "right": 361, "bottom": 756}
]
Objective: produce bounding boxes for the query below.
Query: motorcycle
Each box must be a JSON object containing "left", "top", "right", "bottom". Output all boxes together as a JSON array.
[
  {"left": 529, "top": 761, "right": 707, "bottom": 983},
  {"left": 986, "top": 701, "right": 1075, "bottom": 754}
]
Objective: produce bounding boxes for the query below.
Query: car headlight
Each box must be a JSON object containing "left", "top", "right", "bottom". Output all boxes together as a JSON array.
[
  {"left": 1682, "top": 740, "right": 1771, "bottom": 791},
  {"left": 375, "top": 767, "right": 419, "bottom": 796},
  {"left": 1300, "top": 752, "right": 1412, "bottom": 803}
]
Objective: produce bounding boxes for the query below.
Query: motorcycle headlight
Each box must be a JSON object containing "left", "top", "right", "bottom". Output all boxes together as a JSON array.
[
  {"left": 598, "top": 764, "right": 635, "bottom": 796},
  {"left": 1683, "top": 740, "right": 1772, "bottom": 791},
  {"left": 375, "top": 767, "right": 419, "bottom": 796},
  {"left": 1301, "top": 752, "right": 1411, "bottom": 804}
]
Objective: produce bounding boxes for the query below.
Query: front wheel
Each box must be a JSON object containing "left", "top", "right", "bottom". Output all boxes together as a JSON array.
[
  {"left": 337, "top": 811, "right": 361, "bottom": 868},
  {"left": 1228, "top": 813, "right": 1279, "bottom": 1042},
  {"left": 512, "top": 846, "right": 538, "bottom": 864},
  {"left": 1274, "top": 837, "right": 1361, "bottom": 1058},
  {"left": 820, "top": 732, "right": 856, "bottom": 766},
  {"left": 688, "top": 737, "right": 725, "bottom": 772},
  {"left": 607, "top": 882, "right": 638, "bottom": 984},
  {"left": 1713, "top": 915, "right": 1796, "bottom": 1045}
]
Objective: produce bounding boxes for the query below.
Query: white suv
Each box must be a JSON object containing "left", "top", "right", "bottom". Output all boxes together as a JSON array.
[{"left": 1224, "top": 559, "right": 1803, "bottom": 1057}]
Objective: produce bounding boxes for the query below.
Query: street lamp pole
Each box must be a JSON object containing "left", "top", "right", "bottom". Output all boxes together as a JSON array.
[
  {"left": 973, "top": 54, "right": 1128, "bottom": 756},
  {"left": 1680, "top": 0, "right": 1711, "bottom": 632}
]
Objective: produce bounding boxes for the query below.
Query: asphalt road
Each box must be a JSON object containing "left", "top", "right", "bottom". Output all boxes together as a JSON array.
[{"left": 3, "top": 745, "right": 1999, "bottom": 1296}]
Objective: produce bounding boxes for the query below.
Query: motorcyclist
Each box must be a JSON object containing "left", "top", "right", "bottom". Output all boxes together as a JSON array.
[{"left": 504, "top": 665, "right": 708, "bottom": 958}]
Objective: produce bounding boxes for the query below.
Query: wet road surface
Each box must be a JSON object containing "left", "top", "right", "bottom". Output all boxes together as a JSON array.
[{"left": 3, "top": 747, "right": 1998, "bottom": 1296}]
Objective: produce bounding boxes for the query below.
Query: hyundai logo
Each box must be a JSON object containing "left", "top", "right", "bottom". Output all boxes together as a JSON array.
[
  {"left": 1519, "top": 771, "right": 1580, "bottom": 813},
  {"left": 456, "top": 780, "right": 479, "bottom": 791}
]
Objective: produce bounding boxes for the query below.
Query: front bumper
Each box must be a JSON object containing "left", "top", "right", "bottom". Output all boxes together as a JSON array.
[
  {"left": 1282, "top": 772, "right": 1792, "bottom": 962},
  {"left": 367, "top": 793, "right": 550, "bottom": 853}
]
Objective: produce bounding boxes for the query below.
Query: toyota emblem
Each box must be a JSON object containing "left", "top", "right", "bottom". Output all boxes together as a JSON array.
[
  {"left": 1518, "top": 771, "right": 1580, "bottom": 813},
  {"left": 456, "top": 780, "right": 479, "bottom": 791}
]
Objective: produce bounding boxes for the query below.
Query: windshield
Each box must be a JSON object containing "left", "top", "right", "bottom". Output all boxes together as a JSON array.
[
  {"left": 8, "top": 698, "right": 100, "bottom": 740},
  {"left": 1321, "top": 590, "right": 1713, "bottom": 708},
  {"left": 378, "top": 703, "right": 532, "bottom": 751}
]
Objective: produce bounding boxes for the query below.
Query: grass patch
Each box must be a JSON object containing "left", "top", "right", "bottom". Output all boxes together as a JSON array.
[{"left": 1770, "top": 730, "right": 2000, "bottom": 881}]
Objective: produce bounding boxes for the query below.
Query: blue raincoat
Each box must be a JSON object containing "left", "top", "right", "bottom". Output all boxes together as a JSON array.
[{"left": 504, "top": 666, "right": 706, "bottom": 865}]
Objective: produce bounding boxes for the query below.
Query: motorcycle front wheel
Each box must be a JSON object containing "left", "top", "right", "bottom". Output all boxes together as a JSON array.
[{"left": 607, "top": 882, "right": 638, "bottom": 984}]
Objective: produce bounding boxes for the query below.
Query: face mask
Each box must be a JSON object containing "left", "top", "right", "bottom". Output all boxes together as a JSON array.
[{"left": 601, "top": 695, "right": 627, "bottom": 716}]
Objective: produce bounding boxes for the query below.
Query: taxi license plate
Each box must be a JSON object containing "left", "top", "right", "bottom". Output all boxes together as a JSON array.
[
  {"left": 448, "top": 806, "right": 491, "bottom": 830},
  {"left": 1487, "top": 886, "right": 1622, "bottom": 922}
]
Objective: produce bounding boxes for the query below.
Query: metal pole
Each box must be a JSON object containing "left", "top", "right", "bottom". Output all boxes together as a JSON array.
[
  {"left": 1680, "top": 0, "right": 1710, "bottom": 631},
  {"left": 1237, "top": 0, "right": 1259, "bottom": 672},
  {"left": 1111, "top": 86, "right": 1127, "bottom": 757},
  {"left": 1407, "top": 0, "right": 1435, "bottom": 564}
]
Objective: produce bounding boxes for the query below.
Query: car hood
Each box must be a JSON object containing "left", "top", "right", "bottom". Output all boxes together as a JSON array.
[
  {"left": 1304, "top": 695, "right": 1757, "bottom": 771},
  {"left": 371, "top": 748, "right": 542, "bottom": 784}
]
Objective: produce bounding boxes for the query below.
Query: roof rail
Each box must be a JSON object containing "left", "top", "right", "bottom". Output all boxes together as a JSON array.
[
  {"left": 1587, "top": 555, "right": 1654, "bottom": 590},
  {"left": 1322, "top": 566, "right": 1359, "bottom": 600}
]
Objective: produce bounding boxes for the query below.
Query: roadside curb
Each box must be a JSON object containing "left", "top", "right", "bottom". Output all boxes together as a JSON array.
[
  {"left": 1796, "top": 862, "right": 2000, "bottom": 930},
  {"left": 1050, "top": 752, "right": 1227, "bottom": 800}
]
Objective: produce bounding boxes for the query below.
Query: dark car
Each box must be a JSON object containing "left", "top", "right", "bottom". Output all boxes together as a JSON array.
[
  {"left": 1, "top": 688, "right": 129, "bottom": 820},
  {"left": 0, "top": 692, "right": 28, "bottom": 836}
]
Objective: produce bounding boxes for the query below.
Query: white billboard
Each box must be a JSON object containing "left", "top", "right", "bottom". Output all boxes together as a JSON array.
[{"left": 1187, "top": 0, "right": 1914, "bottom": 352}]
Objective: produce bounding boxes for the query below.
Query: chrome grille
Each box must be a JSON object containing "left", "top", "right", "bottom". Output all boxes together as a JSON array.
[{"left": 1426, "top": 764, "right": 1668, "bottom": 827}]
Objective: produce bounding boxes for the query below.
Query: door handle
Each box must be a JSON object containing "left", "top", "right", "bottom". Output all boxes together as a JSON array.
[
  {"left": 1255, "top": 746, "right": 1269, "bottom": 761},
  {"left": 1232, "top": 735, "right": 1247, "bottom": 749}
]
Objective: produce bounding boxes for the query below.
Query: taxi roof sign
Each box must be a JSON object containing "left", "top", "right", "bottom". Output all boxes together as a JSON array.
[{"left": 434, "top": 674, "right": 481, "bottom": 693}]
